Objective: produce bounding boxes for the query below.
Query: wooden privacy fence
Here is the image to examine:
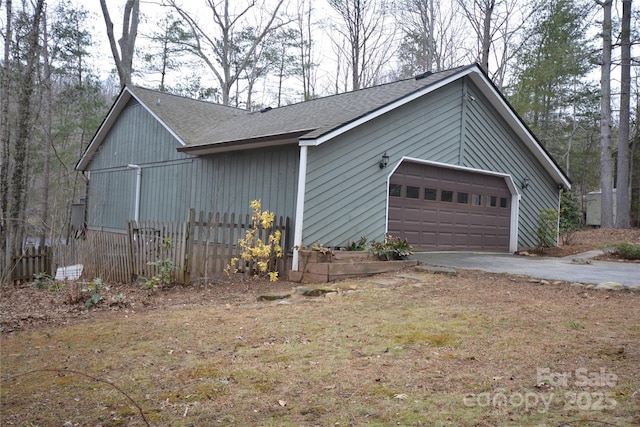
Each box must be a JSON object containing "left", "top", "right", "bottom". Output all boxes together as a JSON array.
[
  {"left": 27, "top": 209, "right": 290, "bottom": 285},
  {"left": 9, "top": 246, "right": 52, "bottom": 283},
  {"left": 189, "top": 210, "right": 290, "bottom": 283},
  {"left": 53, "top": 232, "right": 130, "bottom": 283},
  {"left": 128, "top": 220, "right": 190, "bottom": 284}
]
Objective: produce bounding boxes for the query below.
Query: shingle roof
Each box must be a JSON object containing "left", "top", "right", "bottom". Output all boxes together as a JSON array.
[
  {"left": 128, "top": 87, "right": 244, "bottom": 144},
  {"left": 133, "top": 65, "right": 470, "bottom": 147},
  {"left": 76, "top": 64, "right": 569, "bottom": 188}
]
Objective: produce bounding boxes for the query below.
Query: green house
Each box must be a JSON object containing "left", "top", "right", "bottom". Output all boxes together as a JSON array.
[{"left": 76, "top": 64, "right": 570, "bottom": 271}]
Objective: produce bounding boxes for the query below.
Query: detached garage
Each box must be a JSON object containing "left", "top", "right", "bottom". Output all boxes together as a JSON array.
[{"left": 77, "top": 63, "right": 570, "bottom": 273}]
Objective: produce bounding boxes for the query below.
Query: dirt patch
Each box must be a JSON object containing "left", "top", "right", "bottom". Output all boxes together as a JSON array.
[
  {"left": 534, "top": 228, "right": 640, "bottom": 258},
  {"left": 0, "top": 275, "right": 294, "bottom": 333}
]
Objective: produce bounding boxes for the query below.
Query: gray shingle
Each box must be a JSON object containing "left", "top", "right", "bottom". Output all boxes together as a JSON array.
[
  {"left": 129, "top": 87, "right": 244, "bottom": 144},
  {"left": 131, "top": 66, "right": 469, "bottom": 147}
]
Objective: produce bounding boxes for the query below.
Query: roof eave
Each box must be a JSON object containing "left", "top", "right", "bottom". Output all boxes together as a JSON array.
[
  {"left": 76, "top": 86, "right": 131, "bottom": 171},
  {"left": 178, "top": 129, "right": 314, "bottom": 155},
  {"left": 465, "top": 69, "right": 571, "bottom": 189},
  {"left": 299, "top": 65, "right": 477, "bottom": 147},
  {"left": 299, "top": 64, "right": 571, "bottom": 190}
]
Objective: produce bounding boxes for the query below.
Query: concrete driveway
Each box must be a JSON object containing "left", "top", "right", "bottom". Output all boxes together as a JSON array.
[{"left": 411, "top": 251, "right": 640, "bottom": 288}]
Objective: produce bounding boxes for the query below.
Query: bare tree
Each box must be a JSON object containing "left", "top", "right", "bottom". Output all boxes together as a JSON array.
[
  {"left": 163, "top": 0, "right": 288, "bottom": 106},
  {"left": 328, "top": 0, "right": 395, "bottom": 90},
  {"left": 399, "top": 0, "right": 436, "bottom": 73},
  {"left": 0, "top": 0, "right": 13, "bottom": 275},
  {"left": 10, "top": 0, "right": 45, "bottom": 256},
  {"left": 395, "top": 0, "right": 470, "bottom": 78},
  {"left": 598, "top": 0, "right": 614, "bottom": 228},
  {"left": 100, "top": 0, "right": 140, "bottom": 88},
  {"left": 457, "top": 0, "right": 530, "bottom": 86},
  {"left": 458, "top": 0, "right": 495, "bottom": 72},
  {"left": 296, "top": 0, "right": 317, "bottom": 100},
  {"left": 615, "top": 0, "right": 632, "bottom": 228}
]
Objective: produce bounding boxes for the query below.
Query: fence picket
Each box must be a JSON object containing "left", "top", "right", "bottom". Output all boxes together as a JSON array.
[{"left": 9, "top": 210, "right": 290, "bottom": 285}]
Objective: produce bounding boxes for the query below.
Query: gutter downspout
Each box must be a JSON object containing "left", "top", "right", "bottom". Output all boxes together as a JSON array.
[
  {"left": 292, "top": 146, "right": 308, "bottom": 271},
  {"left": 127, "top": 164, "right": 141, "bottom": 224}
]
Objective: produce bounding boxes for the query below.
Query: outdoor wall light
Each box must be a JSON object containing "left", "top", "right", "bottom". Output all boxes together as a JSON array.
[
  {"left": 521, "top": 177, "right": 531, "bottom": 189},
  {"left": 379, "top": 152, "right": 389, "bottom": 169}
]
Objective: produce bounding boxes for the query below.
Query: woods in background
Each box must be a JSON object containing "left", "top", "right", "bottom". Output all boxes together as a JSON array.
[{"left": 1, "top": 0, "right": 638, "bottom": 279}]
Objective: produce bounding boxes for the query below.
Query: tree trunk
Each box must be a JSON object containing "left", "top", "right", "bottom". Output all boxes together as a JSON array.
[
  {"left": 39, "top": 11, "right": 52, "bottom": 249},
  {"left": 0, "top": 0, "right": 13, "bottom": 278},
  {"left": 598, "top": 0, "right": 614, "bottom": 228},
  {"left": 615, "top": 0, "right": 631, "bottom": 228},
  {"left": 100, "top": 0, "right": 139, "bottom": 88},
  {"left": 10, "top": 0, "right": 45, "bottom": 255},
  {"left": 480, "top": 0, "right": 495, "bottom": 73}
]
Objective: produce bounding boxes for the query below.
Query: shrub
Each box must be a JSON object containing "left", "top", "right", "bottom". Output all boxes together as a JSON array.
[
  {"left": 143, "top": 237, "right": 176, "bottom": 291},
  {"left": 311, "top": 243, "right": 334, "bottom": 255},
  {"left": 32, "top": 272, "right": 54, "bottom": 289},
  {"left": 559, "top": 191, "right": 582, "bottom": 244},
  {"left": 346, "top": 236, "right": 368, "bottom": 251},
  {"left": 370, "top": 234, "right": 413, "bottom": 260},
  {"left": 82, "top": 277, "right": 107, "bottom": 308},
  {"left": 226, "top": 200, "right": 283, "bottom": 282},
  {"left": 609, "top": 242, "right": 640, "bottom": 260},
  {"left": 537, "top": 208, "right": 559, "bottom": 250}
]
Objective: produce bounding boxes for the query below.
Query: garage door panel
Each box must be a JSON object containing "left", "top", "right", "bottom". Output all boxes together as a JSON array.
[{"left": 388, "top": 162, "right": 512, "bottom": 252}]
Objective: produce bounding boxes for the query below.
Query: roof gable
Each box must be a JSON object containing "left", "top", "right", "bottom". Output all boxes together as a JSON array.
[
  {"left": 76, "top": 64, "right": 569, "bottom": 189},
  {"left": 75, "top": 86, "right": 243, "bottom": 171}
]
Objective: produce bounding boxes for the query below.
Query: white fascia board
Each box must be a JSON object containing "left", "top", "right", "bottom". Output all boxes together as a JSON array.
[
  {"left": 466, "top": 71, "right": 571, "bottom": 189},
  {"left": 299, "top": 70, "right": 475, "bottom": 147},
  {"left": 128, "top": 90, "right": 187, "bottom": 147}
]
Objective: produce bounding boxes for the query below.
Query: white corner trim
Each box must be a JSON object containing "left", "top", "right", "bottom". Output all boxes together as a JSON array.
[
  {"left": 510, "top": 193, "right": 521, "bottom": 253},
  {"left": 292, "top": 146, "right": 308, "bottom": 271}
]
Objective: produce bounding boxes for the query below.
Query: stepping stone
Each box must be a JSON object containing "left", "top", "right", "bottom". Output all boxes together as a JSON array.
[
  {"left": 256, "top": 293, "right": 291, "bottom": 301},
  {"left": 301, "top": 287, "right": 338, "bottom": 297},
  {"left": 415, "top": 265, "right": 457, "bottom": 276},
  {"left": 596, "top": 282, "right": 626, "bottom": 291}
]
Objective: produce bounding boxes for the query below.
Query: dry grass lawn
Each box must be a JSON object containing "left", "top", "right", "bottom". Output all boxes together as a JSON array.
[{"left": 1, "top": 229, "right": 640, "bottom": 426}]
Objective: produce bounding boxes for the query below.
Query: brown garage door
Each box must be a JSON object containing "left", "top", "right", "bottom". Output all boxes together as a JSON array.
[{"left": 388, "top": 162, "right": 512, "bottom": 251}]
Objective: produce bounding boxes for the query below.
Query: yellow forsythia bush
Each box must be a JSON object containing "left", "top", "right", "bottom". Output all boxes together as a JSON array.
[{"left": 225, "top": 200, "right": 283, "bottom": 281}]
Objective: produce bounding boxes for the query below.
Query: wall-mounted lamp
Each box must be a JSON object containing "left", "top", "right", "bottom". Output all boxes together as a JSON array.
[
  {"left": 379, "top": 152, "right": 389, "bottom": 169},
  {"left": 521, "top": 177, "right": 531, "bottom": 190}
]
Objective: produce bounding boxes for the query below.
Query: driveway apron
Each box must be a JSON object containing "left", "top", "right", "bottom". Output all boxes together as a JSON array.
[{"left": 411, "top": 252, "right": 640, "bottom": 288}]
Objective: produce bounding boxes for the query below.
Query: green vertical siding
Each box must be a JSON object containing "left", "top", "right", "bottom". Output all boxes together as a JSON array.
[
  {"left": 461, "top": 78, "right": 559, "bottom": 247},
  {"left": 302, "top": 78, "right": 561, "bottom": 250},
  {"left": 86, "top": 169, "right": 135, "bottom": 232},
  {"left": 303, "top": 82, "right": 465, "bottom": 247},
  {"left": 86, "top": 100, "right": 194, "bottom": 232},
  {"left": 89, "top": 100, "right": 188, "bottom": 170},
  {"left": 190, "top": 146, "right": 299, "bottom": 224}
]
